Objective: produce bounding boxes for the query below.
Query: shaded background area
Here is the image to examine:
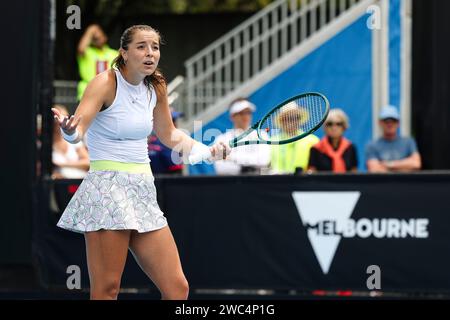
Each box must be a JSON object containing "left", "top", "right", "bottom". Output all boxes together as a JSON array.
[
  {"left": 0, "top": 0, "right": 40, "bottom": 265},
  {"left": 55, "top": 13, "right": 255, "bottom": 81},
  {"left": 412, "top": 0, "right": 450, "bottom": 169},
  {"left": 54, "top": 0, "right": 269, "bottom": 81}
]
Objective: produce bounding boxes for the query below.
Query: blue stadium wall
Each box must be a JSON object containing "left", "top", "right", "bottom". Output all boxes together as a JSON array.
[{"left": 190, "top": 0, "right": 402, "bottom": 174}]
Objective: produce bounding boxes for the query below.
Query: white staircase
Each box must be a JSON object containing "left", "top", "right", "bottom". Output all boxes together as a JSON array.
[{"left": 169, "top": 0, "right": 377, "bottom": 131}]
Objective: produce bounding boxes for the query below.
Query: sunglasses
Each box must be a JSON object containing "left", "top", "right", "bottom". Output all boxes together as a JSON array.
[
  {"left": 325, "top": 121, "right": 344, "bottom": 127},
  {"left": 381, "top": 118, "right": 399, "bottom": 123}
]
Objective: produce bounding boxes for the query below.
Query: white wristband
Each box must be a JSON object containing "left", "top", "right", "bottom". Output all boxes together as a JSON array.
[
  {"left": 189, "top": 142, "right": 210, "bottom": 155},
  {"left": 188, "top": 142, "right": 212, "bottom": 165},
  {"left": 61, "top": 128, "right": 79, "bottom": 143}
]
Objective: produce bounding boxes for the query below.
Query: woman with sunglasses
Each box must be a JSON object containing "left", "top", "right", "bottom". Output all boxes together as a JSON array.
[{"left": 308, "top": 109, "right": 358, "bottom": 173}]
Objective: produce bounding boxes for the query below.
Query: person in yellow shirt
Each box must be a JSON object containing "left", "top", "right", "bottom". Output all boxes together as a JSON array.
[
  {"left": 77, "top": 24, "right": 118, "bottom": 101},
  {"left": 270, "top": 105, "right": 319, "bottom": 174}
]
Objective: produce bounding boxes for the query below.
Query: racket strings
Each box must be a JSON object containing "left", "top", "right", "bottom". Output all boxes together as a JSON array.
[{"left": 260, "top": 94, "right": 327, "bottom": 142}]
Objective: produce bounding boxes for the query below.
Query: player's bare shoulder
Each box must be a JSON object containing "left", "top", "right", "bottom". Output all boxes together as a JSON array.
[
  {"left": 92, "top": 69, "right": 116, "bottom": 92},
  {"left": 84, "top": 69, "right": 117, "bottom": 105}
]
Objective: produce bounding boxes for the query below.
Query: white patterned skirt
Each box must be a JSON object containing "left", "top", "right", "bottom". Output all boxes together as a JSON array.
[{"left": 57, "top": 170, "right": 168, "bottom": 233}]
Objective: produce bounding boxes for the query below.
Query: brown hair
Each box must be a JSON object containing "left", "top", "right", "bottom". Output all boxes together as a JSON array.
[{"left": 112, "top": 25, "right": 166, "bottom": 91}]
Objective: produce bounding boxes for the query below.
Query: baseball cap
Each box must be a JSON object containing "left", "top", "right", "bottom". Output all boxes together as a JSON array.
[
  {"left": 379, "top": 105, "right": 400, "bottom": 121},
  {"left": 229, "top": 100, "right": 256, "bottom": 115}
]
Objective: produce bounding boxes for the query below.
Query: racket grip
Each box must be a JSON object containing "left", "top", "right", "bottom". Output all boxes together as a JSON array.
[{"left": 188, "top": 143, "right": 212, "bottom": 165}]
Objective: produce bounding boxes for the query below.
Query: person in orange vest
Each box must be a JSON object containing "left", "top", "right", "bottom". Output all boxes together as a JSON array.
[{"left": 308, "top": 109, "right": 358, "bottom": 173}]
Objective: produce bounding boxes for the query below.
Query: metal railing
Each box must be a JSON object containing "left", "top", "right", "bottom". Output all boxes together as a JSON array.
[
  {"left": 178, "top": 0, "right": 362, "bottom": 123},
  {"left": 53, "top": 80, "right": 78, "bottom": 111},
  {"left": 167, "top": 75, "right": 186, "bottom": 114}
]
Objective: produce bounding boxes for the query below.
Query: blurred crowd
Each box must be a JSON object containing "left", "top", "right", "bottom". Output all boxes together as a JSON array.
[
  {"left": 211, "top": 100, "right": 421, "bottom": 176},
  {"left": 45, "top": 24, "right": 421, "bottom": 179}
]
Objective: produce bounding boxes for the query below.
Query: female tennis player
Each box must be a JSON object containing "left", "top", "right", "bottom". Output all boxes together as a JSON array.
[{"left": 52, "top": 25, "right": 229, "bottom": 300}]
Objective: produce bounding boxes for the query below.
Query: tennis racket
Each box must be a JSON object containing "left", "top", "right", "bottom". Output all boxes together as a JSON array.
[{"left": 188, "top": 92, "right": 330, "bottom": 164}]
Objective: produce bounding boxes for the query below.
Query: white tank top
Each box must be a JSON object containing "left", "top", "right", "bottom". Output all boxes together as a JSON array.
[{"left": 86, "top": 69, "right": 157, "bottom": 163}]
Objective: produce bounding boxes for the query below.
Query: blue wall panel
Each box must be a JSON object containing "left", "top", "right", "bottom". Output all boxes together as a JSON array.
[
  {"left": 190, "top": 0, "right": 402, "bottom": 174},
  {"left": 389, "top": 0, "right": 401, "bottom": 116}
]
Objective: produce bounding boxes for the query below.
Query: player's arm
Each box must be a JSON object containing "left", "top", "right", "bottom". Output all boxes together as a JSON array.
[
  {"left": 152, "top": 82, "right": 230, "bottom": 161},
  {"left": 51, "top": 70, "right": 114, "bottom": 143},
  {"left": 152, "top": 82, "right": 194, "bottom": 155}
]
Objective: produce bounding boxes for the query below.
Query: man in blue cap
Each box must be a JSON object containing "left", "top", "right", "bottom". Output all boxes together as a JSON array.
[
  {"left": 365, "top": 105, "right": 421, "bottom": 172},
  {"left": 148, "top": 108, "right": 184, "bottom": 175}
]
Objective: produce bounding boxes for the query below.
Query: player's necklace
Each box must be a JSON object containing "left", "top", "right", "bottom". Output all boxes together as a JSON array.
[
  {"left": 130, "top": 83, "right": 153, "bottom": 106},
  {"left": 130, "top": 83, "right": 142, "bottom": 104}
]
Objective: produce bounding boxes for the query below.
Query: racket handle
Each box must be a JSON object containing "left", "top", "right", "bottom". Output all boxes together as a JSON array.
[{"left": 188, "top": 143, "right": 212, "bottom": 165}]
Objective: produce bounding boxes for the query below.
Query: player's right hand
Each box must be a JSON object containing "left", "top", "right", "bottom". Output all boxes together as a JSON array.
[{"left": 51, "top": 108, "right": 82, "bottom": 135}]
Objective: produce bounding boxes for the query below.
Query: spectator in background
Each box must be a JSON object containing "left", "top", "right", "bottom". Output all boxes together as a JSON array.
[
  {"left": 36, "top": 114, "right": 42, "bottom": 177},
  {"left": 77, "top": 24, "right": 118, "bottom": 101},
  {"left": 214, "top": 98, "right": 271, "bottom": 175},
  {"left": 270, "top": 105, "right": 319, "bottom": 174},
  {"left": 365, "top": 105, "right": 421, "bottom": 172},
  {"left": 52, "top": 104, "right": 89, "bottom": 179},
  {"left": 308, "top": 109, "right": 358, "bottom": 173},
  {"left": 148, "top": 108, "right": 184, "bottom": 175}
]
